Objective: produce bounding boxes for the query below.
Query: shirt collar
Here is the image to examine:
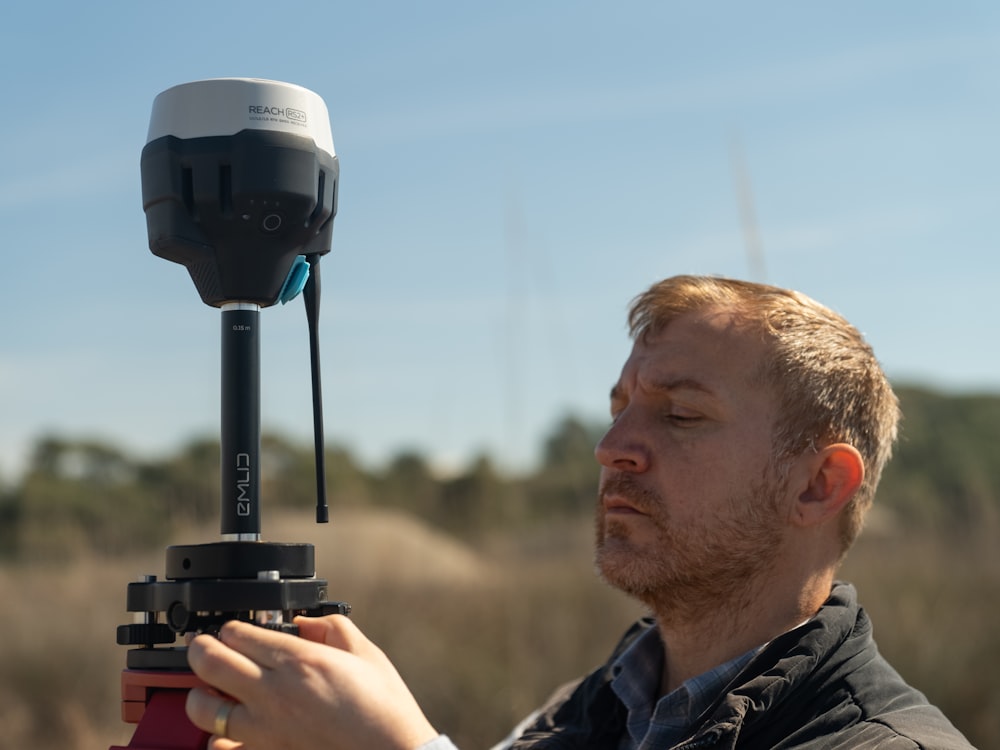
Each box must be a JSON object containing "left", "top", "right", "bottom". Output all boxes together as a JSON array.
[{"left": 610, "top": 623, "right": 764, "bottom": 749}]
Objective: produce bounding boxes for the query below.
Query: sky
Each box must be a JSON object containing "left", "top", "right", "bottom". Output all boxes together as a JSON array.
[{"left": 1, "top": 2, "right": 999, "bottom": 483}]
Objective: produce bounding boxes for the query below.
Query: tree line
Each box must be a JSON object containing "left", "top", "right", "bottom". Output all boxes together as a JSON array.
[{"left": 1, "top": 384, "right": 997, "bottom": 561}]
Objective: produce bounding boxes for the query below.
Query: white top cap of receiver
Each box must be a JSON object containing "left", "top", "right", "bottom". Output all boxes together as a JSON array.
[{"left": 146, "top": 78, "right": 335, "bottom": 157}]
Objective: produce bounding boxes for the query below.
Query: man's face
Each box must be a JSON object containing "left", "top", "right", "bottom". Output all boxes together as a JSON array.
[{"left": 594, "top": 307, "right": 793, "bottom": 617}]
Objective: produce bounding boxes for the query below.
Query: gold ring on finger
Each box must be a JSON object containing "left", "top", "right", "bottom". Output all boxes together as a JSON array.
[{"left": 213, "top": 699, "right": 238, "bottom": 739}]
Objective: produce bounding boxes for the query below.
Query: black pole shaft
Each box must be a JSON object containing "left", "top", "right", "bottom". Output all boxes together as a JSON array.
[{"left": 220, "top": 304, "right": 261, "bottom": 538}]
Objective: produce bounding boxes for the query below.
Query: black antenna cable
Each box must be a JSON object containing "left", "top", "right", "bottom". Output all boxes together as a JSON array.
[{"left": 304, "top": 253, "right": 329, "bottom": 523}]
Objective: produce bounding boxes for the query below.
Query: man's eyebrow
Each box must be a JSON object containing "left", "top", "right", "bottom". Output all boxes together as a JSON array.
[
  {"left": 608, "top": 377, "right": 714, "bottom": 402},
  {"left": 648, "top": 377, "right": 715, "bottom": 396}
]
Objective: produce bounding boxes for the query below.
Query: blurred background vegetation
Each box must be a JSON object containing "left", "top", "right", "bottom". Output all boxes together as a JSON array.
[{"left": 0, "top": 384, "right": 997, "bottom": 748}]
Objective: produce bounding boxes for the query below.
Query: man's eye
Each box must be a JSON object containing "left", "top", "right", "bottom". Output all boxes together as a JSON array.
[{"left": 666, "top": 412, "right": 701, "bottom": 425}]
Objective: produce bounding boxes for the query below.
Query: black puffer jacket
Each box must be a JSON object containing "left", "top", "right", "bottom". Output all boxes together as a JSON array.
[{"left": 508, "top": 583, "right": 974, "bottom": 749}]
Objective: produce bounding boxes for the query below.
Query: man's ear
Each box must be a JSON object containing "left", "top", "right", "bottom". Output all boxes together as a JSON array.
[{"left": 791, "top": 443, "right": 865, "bottom": 528}]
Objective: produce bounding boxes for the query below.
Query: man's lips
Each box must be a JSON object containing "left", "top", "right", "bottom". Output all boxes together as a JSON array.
[
  {"left": 600, "top": 493, "right": 646, "bottom": 515},
  {"left": 599, "top": 475, "right": 658, "bottom": 517}
]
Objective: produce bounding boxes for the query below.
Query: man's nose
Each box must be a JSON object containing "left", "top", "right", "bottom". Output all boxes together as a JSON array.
[{"left": 594, "top": 413, "right": 650, "bottom": 473}]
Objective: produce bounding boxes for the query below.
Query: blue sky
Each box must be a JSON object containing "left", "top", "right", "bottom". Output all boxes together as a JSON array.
[{"left": 1, "top": 2, "right": 998, "bottom": 481}]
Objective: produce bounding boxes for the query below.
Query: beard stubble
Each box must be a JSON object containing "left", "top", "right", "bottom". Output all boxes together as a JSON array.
[{"left": 594, "top": 469, "right": 788, "bottom": 625}]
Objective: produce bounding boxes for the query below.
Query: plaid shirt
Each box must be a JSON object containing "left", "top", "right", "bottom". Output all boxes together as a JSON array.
[{"left": 610, "top": 624, "right": 763, "bottom": 750}]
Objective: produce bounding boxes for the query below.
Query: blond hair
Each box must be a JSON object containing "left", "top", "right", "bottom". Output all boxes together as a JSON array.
[{"left": 628, "top": 275, "right": 900, "bottom": 550}]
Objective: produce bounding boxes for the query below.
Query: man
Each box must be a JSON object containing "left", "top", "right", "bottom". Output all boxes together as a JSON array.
[{"left": 185, "top": 275, "right": 973, "bottom": 749}]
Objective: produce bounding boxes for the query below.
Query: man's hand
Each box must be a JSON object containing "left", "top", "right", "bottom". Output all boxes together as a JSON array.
[{"left": 185, "top": 615, "right": 439, "bottom": 750}]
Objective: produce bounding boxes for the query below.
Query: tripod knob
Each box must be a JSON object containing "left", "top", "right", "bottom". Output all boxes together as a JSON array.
[{"left": 117, "top": 622, "right": 176, "bottom": 647}]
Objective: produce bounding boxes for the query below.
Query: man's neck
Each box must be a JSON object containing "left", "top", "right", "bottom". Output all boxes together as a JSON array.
[{"left": 652, "top": 571, "right": 834, "bottom": 696}]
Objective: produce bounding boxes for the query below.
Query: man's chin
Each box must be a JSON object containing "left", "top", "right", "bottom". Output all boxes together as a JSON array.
[{"left": 595, "top": 538, "right": 658, "bottom": 594}]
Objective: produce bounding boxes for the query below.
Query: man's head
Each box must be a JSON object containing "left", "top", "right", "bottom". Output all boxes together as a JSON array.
[{"left": 624, "top": 275, "right": 899, "bottom": 550}]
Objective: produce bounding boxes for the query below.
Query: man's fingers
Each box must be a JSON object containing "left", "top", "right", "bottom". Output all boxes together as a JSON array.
[
  {"left": 187, "top": 631, "right": 266, "bottom": 700},
  {"left": 295, "top": 613, "right": 369, "bottom": 652},
  {"left": 213, "top": 619, "right": 314, "bottom": 671},
  {"left": 186, "top": 687, "right": 247, "bottom": 744},
  {"left": 209, "top": 619, "right": 290, "bottom": 671},
  {"left": 184, "top": 616, "right": 438, "bottom": 750}
]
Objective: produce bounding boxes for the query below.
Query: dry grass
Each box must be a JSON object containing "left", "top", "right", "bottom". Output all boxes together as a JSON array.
[
  {"left": 0, "top": 557, "right": 151, "bottom": 749},
  {"left": 0, "top": 510, "right": 994, "bottom": 749}
]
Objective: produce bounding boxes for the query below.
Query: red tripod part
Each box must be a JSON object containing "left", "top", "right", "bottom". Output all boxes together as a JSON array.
[{"left": 110, "top": 670, "right": 210, "bottom": 750}]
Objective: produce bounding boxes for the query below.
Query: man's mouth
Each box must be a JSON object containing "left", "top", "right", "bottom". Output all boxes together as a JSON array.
[
  {"left": 601, "top": 495, "right": 645, "bottom": 515},
  {"left": 598, "top": 476, "right": 653, "bottom": 516}
]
